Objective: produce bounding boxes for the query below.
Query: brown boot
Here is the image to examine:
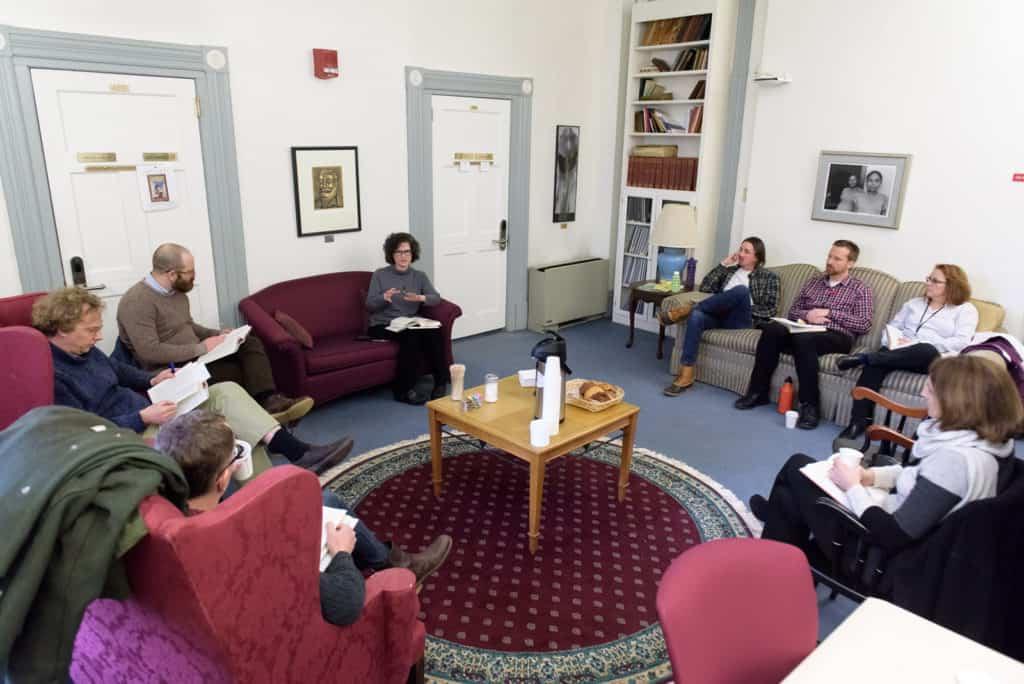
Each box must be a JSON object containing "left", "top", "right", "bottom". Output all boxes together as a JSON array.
[
  {"left": 663, "top": 365, "right": 696, "bottom": 396},
  {"left": 389, "top": 535, "right": 453, "bottom": 587},
  {"left": 658, "top": 300, "right": 694, "bottom": 325},
  {"left": 263, "top": 393, "right": 314, "bottom": 424}
]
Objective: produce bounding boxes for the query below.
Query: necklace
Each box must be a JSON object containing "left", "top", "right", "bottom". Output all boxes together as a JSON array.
[{"left": 915, "top": 300, "right": 943, "bottom": 334}]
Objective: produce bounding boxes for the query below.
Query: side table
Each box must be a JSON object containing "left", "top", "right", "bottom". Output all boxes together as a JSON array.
[{"left": 626, "top": 280, "right": 691, "bottom": 359}]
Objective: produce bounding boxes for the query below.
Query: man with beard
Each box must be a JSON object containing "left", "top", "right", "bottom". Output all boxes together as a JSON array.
[
  {"left": 733, "top": 240, "right": 873, "bottom": 429},
  {"left": 117, "top": 243, "right": 313, "bottom": 422},
  {"left": 313, "top": 167, "right": 342, "bottom": 209}
]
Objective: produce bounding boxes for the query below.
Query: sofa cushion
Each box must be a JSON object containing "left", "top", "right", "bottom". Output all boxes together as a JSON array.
[
  {"left": 274, "top": 310, "right": 314, "bottom": 349},
  {"left": 766, "top": 264, "right": 820, "bottom": 318},
  {"left": 701, "top": 328, "right": 762, "bottom": 355},
  {"left": 848, "top": 267, "right": 900, "bottom": 353},
  {"left": 305, "top": 334, "right": 397, "bottom": 375},
  {"left": 972, "top": 298, "right": 1005, "bottom": 332},
  {"left": 248, "top": 272, "right": 372, "bottom": 340}
]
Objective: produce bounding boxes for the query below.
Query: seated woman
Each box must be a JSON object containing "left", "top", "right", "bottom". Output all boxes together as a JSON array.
[
  {"left": 366, "top": 232, "right": 449, "bottom": 404},
  {"left": 33, "top": 287, "right": 352, "bottom": 476},
  {"left": 661, "top": 237, "right": 779, "bottom": 396},
  {"left": 750, "top": 356, "right": 1021, "bottom": 558},
  {"left": 835, "top": 264, "right": 978, "bottom": 444}
]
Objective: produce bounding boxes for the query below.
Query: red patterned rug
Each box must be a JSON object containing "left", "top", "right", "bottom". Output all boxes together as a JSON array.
[{"left": 323, "top": 435, "right": 757, "bottom": 683}]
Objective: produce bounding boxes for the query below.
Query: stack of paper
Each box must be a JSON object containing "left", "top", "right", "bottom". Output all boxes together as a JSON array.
[
  {"left": 147, "top": 361, "right": 211, "bottom": 417},
  {"left": 799, "top": 457, "right": 889, "bottom": 510},
  {"left": 320, "top": 506, "right": 360, "bottom": 571}
]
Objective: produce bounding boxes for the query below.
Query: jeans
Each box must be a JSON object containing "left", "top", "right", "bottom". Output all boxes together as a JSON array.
[
  {"left": 748, "top": 322, "right": 853, "bottom": 405},
  {"left": 681, "top": 286, "right": 753, "bottom": 365},
  {"left": 850, "top": 343, "right": 939, "bottom": 423},
  {"left": 322, "top": 491, "right": 391, "bottom": 570}
]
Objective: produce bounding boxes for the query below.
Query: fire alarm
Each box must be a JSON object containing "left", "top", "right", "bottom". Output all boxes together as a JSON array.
[{"left": 313, "top": 49, "right": 339, "bottom": 79}]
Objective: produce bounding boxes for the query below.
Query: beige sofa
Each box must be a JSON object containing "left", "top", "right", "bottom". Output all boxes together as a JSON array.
[{"left": 667, "top": 264, "right": 1006, "bottom": 427}]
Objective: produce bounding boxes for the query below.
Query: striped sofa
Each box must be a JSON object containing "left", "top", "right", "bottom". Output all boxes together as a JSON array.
[{"left": 667, "top": 264, "right": 1005, "bottom": 427}]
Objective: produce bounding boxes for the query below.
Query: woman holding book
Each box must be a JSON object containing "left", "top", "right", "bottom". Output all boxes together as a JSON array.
[
  {"left": 749, "top": 356, "right": 1021, "bottom": 556},
  {"left": 835, "top": 264, "right": 978, "bottom": 445},
  {"left": 366, "top": 232, "right": 449, "bottom": 405}
]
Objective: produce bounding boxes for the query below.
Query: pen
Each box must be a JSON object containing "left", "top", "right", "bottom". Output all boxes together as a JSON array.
[{"left": 169, "top": 362, "right": 176, "bottom": 375}]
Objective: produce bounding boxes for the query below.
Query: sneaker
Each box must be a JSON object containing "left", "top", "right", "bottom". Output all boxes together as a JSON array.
[
  {"left": 293, "top": 436, "right": 354, "bottom": 475},
  {"left": 389, "top": 535, "right": 453, "bottom": 587},
  {"left": 264, "top": 394, "right": 314, "bottom": 424}
]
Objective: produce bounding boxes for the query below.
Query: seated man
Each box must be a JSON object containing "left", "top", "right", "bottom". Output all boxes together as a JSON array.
[
  {"left": 33, "top": 287, "right": 349, "bottom": 475},
  {"left": 660, "top": 237, "right": 779, "bottom": 396},
  {"left": 155, "top": 411, "right": 453, "bottom": 626},
  {"left": 116, "top": 243, "right": 312, "bottom": 423},
  {"left": 734, "top": 240, "right": 873, "bottom": 429}
]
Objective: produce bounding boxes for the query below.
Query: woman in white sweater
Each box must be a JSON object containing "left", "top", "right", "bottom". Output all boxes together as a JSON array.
[
  {"left": 835, "top": 264, "right": 979, "bottom": 444},
  {"left": 750, "top": 356, "right": 1021, "bottom": 555}
]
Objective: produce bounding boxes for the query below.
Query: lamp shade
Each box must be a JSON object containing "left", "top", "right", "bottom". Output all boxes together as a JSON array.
[{"left": 651, "top": 204, "right": 698, "bottom": 248}]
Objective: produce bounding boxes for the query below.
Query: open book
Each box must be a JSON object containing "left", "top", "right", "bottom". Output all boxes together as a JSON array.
[
  {"left": 799, "top": 457, "right": 889, "bottom": 511},
  {"left": 386, "top": 316, "right": 441, "bottom": 333},
  {"left": 147, "top": 361, "right": 211, "bottom": 417},
  {"left": 885, "top": 324, "right": 913, "bottom": 350},
  {"left": 197, "top": 325, "right": 252, "bottom": 365},
  {"left": 320, "top": 506, "right": 360, "bottom": 571},
  {"left": 770, "top": 317, "right": 827, "bottom": 334}
]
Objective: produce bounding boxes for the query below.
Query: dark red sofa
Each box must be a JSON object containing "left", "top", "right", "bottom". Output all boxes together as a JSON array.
[{"left": 238, "top": 272, "right": 462, "bottom": 404}]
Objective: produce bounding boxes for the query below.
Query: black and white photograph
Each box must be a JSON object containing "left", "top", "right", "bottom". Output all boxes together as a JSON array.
[
  {"left": 552, "top": 125, "right": 579, "bottom": 223},
  {"left": 811, "top": 151, "right": 910, "bottom": 229},
  {"left": 291, "top": 146, "right": 361, "bottom": 237}
]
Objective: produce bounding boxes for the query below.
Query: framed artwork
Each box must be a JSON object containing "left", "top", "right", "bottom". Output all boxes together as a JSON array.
[
  {"left": 552, "top": 125, "right": 579, "bottom": 223},
  {"left": 147, "top": 174, "right": 169, "bottom": 202},
  {"left": 137, "top": 164, "right": 178, "bottom": 212},
  {"left": 291, "top": 146, "right": 362, "bottom": 237},
  {"left": 811, "top": 151, "right": 911, "bottom": 229}
]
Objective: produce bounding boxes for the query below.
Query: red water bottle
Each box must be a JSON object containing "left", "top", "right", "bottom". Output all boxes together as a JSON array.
[{"left": 777, "top": 376, "right": 794, "bottom": 414}]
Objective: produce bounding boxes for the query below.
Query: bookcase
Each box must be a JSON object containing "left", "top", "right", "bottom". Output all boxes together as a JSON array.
[{"left": 612, "top": 0, "right": 721, "bottom": 333}]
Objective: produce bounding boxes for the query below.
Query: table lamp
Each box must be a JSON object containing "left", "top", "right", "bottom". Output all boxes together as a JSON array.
[{"left": 651, "top": 203, "right": 697, "bottom": 283}]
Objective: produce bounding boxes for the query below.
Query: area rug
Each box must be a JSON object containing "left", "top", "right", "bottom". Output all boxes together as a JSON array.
[{"left": 322, "top": 435, "right": 759, "bottom": 684}]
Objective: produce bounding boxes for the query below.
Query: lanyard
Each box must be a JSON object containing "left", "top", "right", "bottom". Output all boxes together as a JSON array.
[{"left": 915, "top": 303, "right": 943, "bottom": 334}]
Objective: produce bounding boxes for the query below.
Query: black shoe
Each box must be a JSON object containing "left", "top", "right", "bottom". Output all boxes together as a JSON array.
[
  {"left": 397, "top": 389, "right": 428, "bottom": 405},
  {"left": 748, "top": 494, "right": 770, "bottom": 522},
  {"left": 836, "top": 354, "right": 865, "bottom": 371},
  {"left": 837, "top": 419, "right": 868, "bottom": 442},
  {"left": 796, "top": 403, "right": 820, "bottom": 430},
  {"left": 734, "top": 392, "right": 770, "bottom": 410},
  {"left": 294, "top": 436, "right": 354, "bottom": 475}
]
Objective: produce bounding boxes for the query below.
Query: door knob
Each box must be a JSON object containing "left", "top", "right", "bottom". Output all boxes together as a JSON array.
[
  {"left": 69, "top": 256, "right": 106, "bottom": 291},
  {"left": 491, "top": 219, "right": 508, "bottom": 250}
]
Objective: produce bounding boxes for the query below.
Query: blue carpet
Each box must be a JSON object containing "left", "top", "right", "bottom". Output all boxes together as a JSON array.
[{"left": 292, "top": 318, "right": 857, "bottom": 639}]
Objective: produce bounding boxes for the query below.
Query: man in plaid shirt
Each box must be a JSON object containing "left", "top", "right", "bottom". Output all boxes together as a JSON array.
[{"left": 735, "top": 240, "right": 873, "bottom": 429}]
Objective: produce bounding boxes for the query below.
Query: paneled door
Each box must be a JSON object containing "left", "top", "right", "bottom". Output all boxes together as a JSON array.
[
  {"left": 431, "top": 95, "right": 510, "bottom": 339},
  {"left": 32, "top": 69, "right": 219, "bottom": 352}
]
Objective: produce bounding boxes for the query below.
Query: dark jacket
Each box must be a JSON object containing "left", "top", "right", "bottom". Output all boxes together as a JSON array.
[
  {"left": 50, "top": 343, "right": 155, "bottom": 432},
  {"left": 0, "top": 406, "right": 188, "bottom": 683},
  {"left": 698, "top": 264, "right": 780, "bottom": 322}
]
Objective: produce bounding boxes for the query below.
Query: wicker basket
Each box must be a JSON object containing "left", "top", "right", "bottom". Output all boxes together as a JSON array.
[{"left": 565, "top": 379, "right": 625, "bottom": 412}]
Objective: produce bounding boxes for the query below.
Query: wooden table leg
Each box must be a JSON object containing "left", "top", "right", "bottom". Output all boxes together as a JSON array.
[
  {"left": 657, "top": 322, "right": 665, "bottom": 359},
  {"left": 626, "top": 290, "right": 637, "bottom": 348},
  {"left": 618, "top": 414, "right": 638, "bottom": 502},
  {"left": 428, "top": 407, "right": 443, "bottom": 497},
  {"left": 528, "top": 458, "right": 546, "bottom": 554}
]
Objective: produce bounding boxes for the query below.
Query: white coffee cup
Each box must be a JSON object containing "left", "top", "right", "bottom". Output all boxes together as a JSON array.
[
  {"left": 837, "top": 447, "right": 862, "bottom": 467},
  {"left": 450, "top": 364, "right": 466, "bottom": 401},
  {"left": 232, "top": 439, "right": 254, "bottom": 481},
  {"left": 784, "top": 410, "right": 799, "bottom": 429},
  {"left": 530, "top": 419, "right": 550, "bottom": 447}
]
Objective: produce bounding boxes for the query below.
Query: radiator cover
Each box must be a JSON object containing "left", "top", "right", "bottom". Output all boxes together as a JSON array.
[{"left": 527, "top": 258, "right": 609, "bottom": 332}]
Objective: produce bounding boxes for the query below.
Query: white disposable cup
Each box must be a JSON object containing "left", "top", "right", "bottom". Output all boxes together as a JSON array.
[
  {"left": 232, "top": 440, "right": 254, "bottom": 481},
  {"left": 484, "top": 373, "right": 499, "bottom": 403},
  {"left": 530, "top": 419, "right": 550, "bottom": 447},
  {"left": 784, "top": 410, "right": 799, "bottom": 429},
  {"left": 450, "top": 364, "right": 466, "bottom": 400},
  {"left": 838, "top": 447, "right": 863, "bottom": 467}
]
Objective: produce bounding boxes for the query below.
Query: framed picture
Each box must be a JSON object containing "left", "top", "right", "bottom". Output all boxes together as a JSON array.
[
  {"left": 811, "top": 151, "right": 910, "bottom": 229},
  {"left": 147, "top": 174, "right": 169, "bottom": 202},
  {"left": 552, "top": 125, "right": 579, "bottom": 223},
  {"left": 291, "top": 146, "right": 362, "bottom": 237},
  {"left": 137, "top": 164, "right": 178, "bottom": 212}
]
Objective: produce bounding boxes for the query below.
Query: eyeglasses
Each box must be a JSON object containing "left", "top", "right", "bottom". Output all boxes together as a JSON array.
[
  {"left": 393, "top": 249, "right": 412, "bottom": 256},
  {"left": 217, "top": 440, "right": 250, "bottom": 478},
  {"left": 924, "top": 276, "right": 946, "bottom": 285}
]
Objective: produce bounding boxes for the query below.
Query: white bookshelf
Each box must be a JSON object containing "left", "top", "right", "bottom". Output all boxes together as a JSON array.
[{"left": 613, "top": 0, "right": 719, "bottom": 334}]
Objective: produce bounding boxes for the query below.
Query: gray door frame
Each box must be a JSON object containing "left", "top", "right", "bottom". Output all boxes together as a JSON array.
[
  {"left": 0, "top": 25, "right": 248, "bottom": 325},
  {"left": 405, "top": 66, "right": 532, "bottom": 331}
]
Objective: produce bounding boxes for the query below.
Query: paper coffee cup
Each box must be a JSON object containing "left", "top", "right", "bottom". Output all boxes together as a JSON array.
[
  {"left": 530, "top": 419, "right": 550, "bottom": 447},
  {"left": 837, "top": 447, "right": 862, "bottom": 467},
  {"left": 450, "top": 364, "right": 466, "bottom": 400},
  {"left": 784, "top": 410, "right": 799, "bottom": 429},
  {"left": 232, "top": 440, "right": 254, "bottom": 481}
]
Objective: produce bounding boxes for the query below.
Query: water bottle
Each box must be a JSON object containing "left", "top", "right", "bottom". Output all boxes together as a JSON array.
[
  {"left": 670, "top": 271, "right": 681, "bottom": 293},
  {"left": 777, "top": 376, "right": 794, "bottom": 414},
  {"left": 684, "top": 258, "right": 697, "bottom": 290}
]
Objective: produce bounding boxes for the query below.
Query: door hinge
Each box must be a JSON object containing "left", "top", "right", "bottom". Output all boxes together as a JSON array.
[{"left": 195, "top": 96, "right": 201, "bottom": 118}]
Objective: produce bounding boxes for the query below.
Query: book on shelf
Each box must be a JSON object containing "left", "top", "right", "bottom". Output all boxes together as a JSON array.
[
  {"left": 626, "top": 157, "right": 699, "bottom": 191},
  {"left": 688, "top": 104, "right": 704, "bottom": 133},
  {"left": 639, "top": 79, "right": 672, "bottom": 101},
  {"left": 688, "top": 80, "right": 706, "bottom": 99},
  {"left": 671, "top": 46, "right": 708, "bottom": 72},
  {"left": 640, "top": 14, "right": 712, "bottom": 46},
  {"left": 632, "top": 144, "right": 678, "bottom": 158},
  {"left": 650, "top": 57, "right": 671, "bottom": 72},
  {"left": 769, "top": 317, "right": 827, "bottom": 334}
]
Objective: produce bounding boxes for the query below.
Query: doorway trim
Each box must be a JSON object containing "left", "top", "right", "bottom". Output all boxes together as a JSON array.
[
  {"left": 0, "top": 25, "right": 248, "bottom": 325},
  {"left": 405, "top": 67, "right": 532, "bottom": 331}
]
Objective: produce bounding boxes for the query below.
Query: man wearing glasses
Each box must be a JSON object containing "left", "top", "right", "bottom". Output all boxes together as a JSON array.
[{"left": 117, "top": 243, "right": 313, "bottom": 424}]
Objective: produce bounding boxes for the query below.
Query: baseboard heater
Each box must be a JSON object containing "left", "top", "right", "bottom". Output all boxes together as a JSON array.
[{"left": 527, "top": 257, "right": 609, "bottom": 332}]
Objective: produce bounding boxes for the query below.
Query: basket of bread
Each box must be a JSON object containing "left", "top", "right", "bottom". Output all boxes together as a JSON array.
[{"left": 566, "top": 379, "right": 625, "bottom": 412}]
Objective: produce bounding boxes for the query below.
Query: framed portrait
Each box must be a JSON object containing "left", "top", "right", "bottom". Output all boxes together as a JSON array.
[
  {"left": 811, "top": 151, "right": 910, "bottom": 229},
  {"left": 137, "top": 164, "right": 178, "bottom": 212},
  {"left": 552, "top": 125, "right": 579, "bottom": 223},
  {"left": 291, "top": 146, "right": 362, "bottom": 237},
  {"left": 147, "top": 174, "right": 169, "bottom": 202}
]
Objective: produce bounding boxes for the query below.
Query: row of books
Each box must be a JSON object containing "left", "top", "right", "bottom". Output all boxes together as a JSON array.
[
  {"left": 624, "top": 223, "right": 650, "bottom": 255},
  {"left": 627, "top": 156, "right": 699, "bottom": 191},
  {"left": 621, "top": 255, "right": 650, "bottom": 286},
  {"left": 634, "top": 105, "right": 703, "bottom": 134},
  {"left": 641, "top": 14, "right": 712, "bottom": 46},
  {"left": 625, "top": 196, "right": 653, "bottom": 223},
  {"left": 638, "top": 78, "right": 705, "bottom": 102},
  {"left": 670, "top": 46, "right": 708, "bottom": 72}
]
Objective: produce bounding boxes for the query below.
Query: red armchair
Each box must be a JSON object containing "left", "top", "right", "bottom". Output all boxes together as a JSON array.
[
  {"left": 0, "top": 291, "right": 45, "bottom": 328},
  {"left": 239, "top": 271, "right": 462, "bottom": 404},
  {"left": 71, "top": 466, "right": 426, "bottom": 684},
  {"left": 0, "top": 327, "right": 54, "bottom": 431}
]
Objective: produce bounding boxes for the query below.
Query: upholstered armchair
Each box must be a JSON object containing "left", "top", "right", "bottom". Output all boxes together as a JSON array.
[
  {"left": 71, "top": 466, "right": 426, "bottom": 683},
  {"left": 0, "top": 326, "right": 53, "bottom": 430}
]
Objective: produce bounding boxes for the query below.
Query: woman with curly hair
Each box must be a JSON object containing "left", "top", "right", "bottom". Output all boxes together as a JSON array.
[{"left": 366, "top": 232, "right": 449, "bottom": 404}]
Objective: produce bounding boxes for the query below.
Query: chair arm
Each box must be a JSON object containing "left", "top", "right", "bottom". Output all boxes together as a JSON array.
[
  {"left": 814, "top": 497, "right": 887, "bottom": 595},
  {"left": 357, "top": 568, "right": 424, "bottom": 681},
  {"left": 420, "top": 298, "right": 462, "bottom": 329},
  {"left": 239, "top": 299, "right": 308, "bottom": 395},
  {"left": 239, "top": 298, "right": 298, "bottom": 350},
  {"left": 867, "top": 425, "right": 915, "bottom": 452},
  {"left": 851, "top": 386, "right": 928, "bottom": 419}
]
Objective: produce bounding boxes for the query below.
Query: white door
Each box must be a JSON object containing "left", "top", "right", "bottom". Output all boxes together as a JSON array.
[
  {"left": 32, "top": 69, "right": 220, "bottom": 353},
  {"left": 431, "top": 95, "right": 510, "bottom": 339}
]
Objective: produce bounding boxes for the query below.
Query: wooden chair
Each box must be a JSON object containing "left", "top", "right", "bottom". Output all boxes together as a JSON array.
[{"left": 850, "top": 386, "right": 927, "bottom": 467}]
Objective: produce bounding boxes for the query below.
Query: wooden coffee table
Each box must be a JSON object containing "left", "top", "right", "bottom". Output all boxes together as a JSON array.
[{"left": 427, "top": 375, "right": 639, "bottom": 554}]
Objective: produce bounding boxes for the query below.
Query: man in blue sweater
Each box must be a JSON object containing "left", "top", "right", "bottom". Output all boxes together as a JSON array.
[{"left": 33, "top": 287, "right": 351, "bottom": 475}]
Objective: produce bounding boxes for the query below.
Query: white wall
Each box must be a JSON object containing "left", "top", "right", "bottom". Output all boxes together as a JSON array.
[
  {"left": 735, "top": 0, "right": 1024, "bottom": 336},
  {"left": 0, "top": 0, "right": 625, "bottom": 294}
]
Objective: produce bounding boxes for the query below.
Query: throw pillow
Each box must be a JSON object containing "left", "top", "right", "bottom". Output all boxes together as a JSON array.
[
  {"left": 971, "top": 298, "right": 1005, "bottom": 332},
  {"left": 274, "top": 310, "right": 314, "bottom": 349}
]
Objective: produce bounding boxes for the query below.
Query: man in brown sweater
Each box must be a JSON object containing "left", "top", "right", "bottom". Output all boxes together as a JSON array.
[{"left": 117, "top": 243, "right": 312, "bottom": 422}]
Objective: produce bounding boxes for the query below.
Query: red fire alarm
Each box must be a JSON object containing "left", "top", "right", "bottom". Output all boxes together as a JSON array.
[{"left": 313, "top": 49, "right": 339, "bottom": 79}]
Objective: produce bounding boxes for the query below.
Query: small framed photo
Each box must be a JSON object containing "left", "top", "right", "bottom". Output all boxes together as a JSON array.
[
  {"left": 147, "top": 174, "right": 170, "bottom": 203},
  {"left": 552, "top": 125, "right": 579, "bottom": 223},
  {"left": 291, "top": 146, "right": 362, "bottom": 237},
  {"left": 811, "top": 151, "right": 911, "bottom": 229}
]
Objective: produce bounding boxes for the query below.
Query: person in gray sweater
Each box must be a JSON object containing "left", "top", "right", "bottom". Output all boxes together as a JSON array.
[
  {"left": 750, "top": 355, "right": 1021, "bottom": 554},
  {"left": 366, "top": 232, "right": 449, "bottom": 404}
]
